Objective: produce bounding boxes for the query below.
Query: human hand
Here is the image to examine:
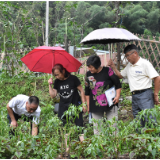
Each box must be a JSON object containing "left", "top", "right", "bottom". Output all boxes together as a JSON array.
[
  {"left": 113, "top": 96, "right": 120, "bottom": 104},
  {"left": 48, "top": 78, "right": 53, "bottom": 85},
  {"left": 154, "top": 94, "right": 159, "bottom": 105},
  {"left": 82, "top": 103, "right": 87, "bottom": 113},
  {"left": 87, "top": 107, "right": 89, "bottom": 114},
  {"left": 108, "top": 59, "right": 116, "bottom": 69},
  {"left": 83, "top": 106, "right": 87, "bottom": 113},
  {"left": 11, "top": 120, "right": 18, "bottom": 128}
]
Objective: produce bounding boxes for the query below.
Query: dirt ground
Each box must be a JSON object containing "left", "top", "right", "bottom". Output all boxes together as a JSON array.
[
  {"left": 118, "top": 106, "right": 134, "bottom": 122},
  {"left": 83, "top": 105, "right": 134, "bottom": 125}
]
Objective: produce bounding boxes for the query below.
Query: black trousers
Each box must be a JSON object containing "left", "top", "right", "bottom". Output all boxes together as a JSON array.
[
  {"left": 60, "top": 112, "right": 84, "bottom": 134},
  {"left": 7, "top": 111, "right": 33, "bottom": 136}
]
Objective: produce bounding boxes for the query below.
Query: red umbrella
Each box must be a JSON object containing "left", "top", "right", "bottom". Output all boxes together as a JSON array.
[{"left": 21, "top": 46, "right": 82, "bottom": 73}]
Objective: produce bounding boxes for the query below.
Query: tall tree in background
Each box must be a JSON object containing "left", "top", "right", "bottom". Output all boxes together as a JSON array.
[
  {"left": 0, "top": 1, "right": 160, "bottom": 52},
  {"left": 114, "top": 1, "right": 120, "bottom": 27},
  {"left": 114, "top": 1, "right": 121, "bottom": 70}
]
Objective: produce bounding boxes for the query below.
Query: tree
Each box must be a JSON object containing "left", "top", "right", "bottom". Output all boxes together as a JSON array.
[
  {"left": 146, "top": 9, "right": 160, "bottom": 35},
  {"left": 122, "top": 4, "right": 148, "bottom": 34}
]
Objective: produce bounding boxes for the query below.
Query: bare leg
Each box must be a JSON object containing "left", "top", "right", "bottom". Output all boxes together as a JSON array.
[
  {"left": 79, "top": 134, "right": 84, "bottom": 141},
  {"left": 64, "top": 134, "right": 69, "bottom": 152}
]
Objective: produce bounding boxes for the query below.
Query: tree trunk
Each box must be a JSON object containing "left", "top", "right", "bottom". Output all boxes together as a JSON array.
[
  {"left": 114, "top": 1, "right": 121, "bottom": 71},
  {"left": 114, "top": 1, "right": 120, "bottom": 27},
  {"left": 117, "top": 43, "right": 121, "bottom": 71}
]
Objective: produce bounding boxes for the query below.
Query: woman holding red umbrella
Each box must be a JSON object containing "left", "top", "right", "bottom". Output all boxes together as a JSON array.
[{"left": 48, "top": 64, "right": 86, "bottom": 152}]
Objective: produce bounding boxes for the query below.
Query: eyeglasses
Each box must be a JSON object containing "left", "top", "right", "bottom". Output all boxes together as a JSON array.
[{"left": 125, "top": 51, "right": 134, "bottom": 58}]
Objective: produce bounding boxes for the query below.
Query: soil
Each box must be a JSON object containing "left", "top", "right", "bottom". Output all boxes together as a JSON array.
[{"left": 118, "top": 106, "right": 134, "bottom": 122}]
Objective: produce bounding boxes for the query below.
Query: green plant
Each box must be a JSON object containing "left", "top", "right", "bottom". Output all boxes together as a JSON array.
[{"left": 1, "top": 65, "right": 160, "bottom": 158}]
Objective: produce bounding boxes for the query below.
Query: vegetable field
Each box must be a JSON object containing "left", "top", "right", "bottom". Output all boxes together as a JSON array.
[{"left": 0, "top": 71, "right": 160, "bottom": 159}]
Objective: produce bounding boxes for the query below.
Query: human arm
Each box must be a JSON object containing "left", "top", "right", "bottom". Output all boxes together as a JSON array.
[
  {"left": 85, "top": 95, "right": 90, "bottom": 113},
  {"left": 113, "top": 88, "right": 121, "bottom": 104},
  {"left": 77, "top": 85, "right": 87, "bottom": 113},
  {"left": 7, "top": 103, "right": 18, "bottom": 128},
  {"left": 108, "top": 59, "right": 124, "bottom": 79},
  {"left": 153, "top": 76, "right": 160, "bottom": 105},
  {"left": 145, "top": 61, "right": 160, "bottom": 105},
  {"left": 108, "top": 67, "right": 122, "bottom": 104},
  {"left": 84, "top": 74, "right": 91, "bottom": 113},
  {"left": 32, "top": 122, "right": 38, "bottom": 136},
  {"left": 48, "top": 78, "right": 57, "bottom": 98}
]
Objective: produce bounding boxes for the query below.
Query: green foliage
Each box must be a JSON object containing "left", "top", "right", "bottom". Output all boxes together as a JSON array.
[
  {"left": 123, "top": 4, "right": 148, "bottom": 34},
  {"left": 1, "top": 72, "right": 160, "bottom": 158},
  {"left": 146, "top": 9, "right": 160, "bottom": 34},
  {"left": 144, "top": 29, "right": 152, "bottom": 39},
  {"left": 0, "top": 1, "right": 160, "bottom": 50},
  {"left": 120, "top": 82, "right": 132, "bottom": 107},
  {"left": 0, "top": 1, "right": 160, "bottom": 158}
]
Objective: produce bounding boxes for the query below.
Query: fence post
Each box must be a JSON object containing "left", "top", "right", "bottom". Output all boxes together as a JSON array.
[
  {"left": 64, "top": 34, "right": 68, "bottom": 52},
  {"left": 0, "top": 52, "right": 5, "bottom": 69},
  {"left": 117, "top": 43, "right": 121, "bottom": 71}
]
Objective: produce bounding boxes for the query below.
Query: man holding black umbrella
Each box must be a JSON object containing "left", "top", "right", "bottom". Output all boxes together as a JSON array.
[{"left": 109, "top": 44, "right": 160, "bottom": 132}]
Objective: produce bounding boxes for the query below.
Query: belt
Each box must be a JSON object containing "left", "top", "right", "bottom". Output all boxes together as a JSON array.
[{"left": 132, "top": 88, "right": 151, "bottom": 95}]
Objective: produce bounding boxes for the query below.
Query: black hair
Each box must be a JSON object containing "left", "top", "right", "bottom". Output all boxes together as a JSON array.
[
  {"left": 124, "top": 44, "right": 138, "bottom": 54},
  {"left": 52, "top": 64, "right": 70, "bottom": 78},
  {"left": 86, "top": 55, "right": 101, "bottom": 69},
  {"left": 28, "top": 96, "right": 39, "bottom": 105}
]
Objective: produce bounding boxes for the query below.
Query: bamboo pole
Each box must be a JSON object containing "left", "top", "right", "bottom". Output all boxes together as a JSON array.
[
  {"left": 45, "top": 1, "right": 49, "bottom": 46},
  {"left": 111, "top": 43, "right": 112, "bottom": 59},
  {"left": 105, "top": 51, "right": 106, "bottom": 67}
]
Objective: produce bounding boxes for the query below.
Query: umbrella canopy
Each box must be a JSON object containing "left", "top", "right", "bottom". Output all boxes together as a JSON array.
[
  {"left": 80, "top": 28, "right": 141, "bottom": 45},
  {"left": 21, "top": 46, "right": 82, "bottom": 74}
]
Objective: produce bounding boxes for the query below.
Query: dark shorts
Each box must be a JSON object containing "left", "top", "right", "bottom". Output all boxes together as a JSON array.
[
  {"left": 7, "top": 112, "right": 33, "bottom": 124},
  {"left": 7, "top": 111, "right": 34, "bottom": 136}
]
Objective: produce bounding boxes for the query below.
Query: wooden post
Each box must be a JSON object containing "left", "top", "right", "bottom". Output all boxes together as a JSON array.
[
  {"left": 117, "top": 43, "right": 121, "bottom": 71},
  {"left": 74, "top": 45, "right": 76, "bottom": 57},
  {"left": 0, "top": 52, "right": 5, "bottom": 69},
  {"left": 64, "top": 34, "right": 68, "bottom": 52}
]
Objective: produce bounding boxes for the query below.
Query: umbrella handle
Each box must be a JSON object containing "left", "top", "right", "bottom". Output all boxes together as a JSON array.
[
  {"left": 51, "top": 52, "right": 54, "bottom": 77},
  {"left": 111, "top": 43, "right": 112, "bottom": 59}
]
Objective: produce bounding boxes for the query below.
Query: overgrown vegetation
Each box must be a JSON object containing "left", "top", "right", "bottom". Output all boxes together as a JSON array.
[
  {"left": 0, "top": 72, "right": 160, "bottom": 159},
  {"left": 0, "top": 1, "right": 160, "bottom": 158}
]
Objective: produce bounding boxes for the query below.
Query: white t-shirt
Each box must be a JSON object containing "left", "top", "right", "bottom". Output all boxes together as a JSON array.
[
  {"left": 121, "top": 57, "right": 159, "bottom": 92},
  {"left": 8, "top": 94, "right": 41, "bottom": 124}
]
